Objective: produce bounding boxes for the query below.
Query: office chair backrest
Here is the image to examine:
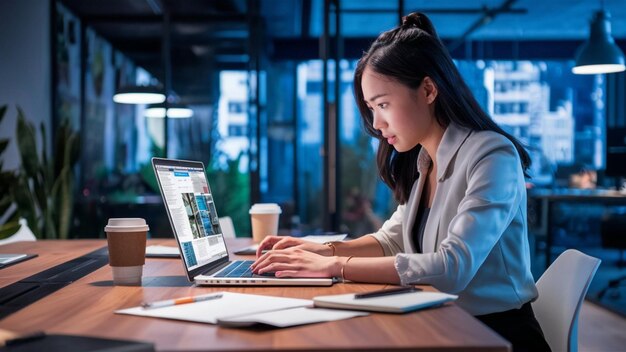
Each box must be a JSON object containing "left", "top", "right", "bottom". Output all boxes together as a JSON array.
[
  {"left": 532, "top": 249, "right": 600, "bottom": 352},
  {"left": 218, "top": 216, "right": 236, "bottom": 239}
]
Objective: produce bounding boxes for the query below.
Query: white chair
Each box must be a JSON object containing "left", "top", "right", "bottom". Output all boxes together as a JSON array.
[
  {"left": 532, "top": 249, "right": 601, "bottom": 352},
  {"left": 218, "top": 216, "right": 237, "bottom": 238},
  {"left": 0, "top": 218, "right": 36, "bottom": 246}
]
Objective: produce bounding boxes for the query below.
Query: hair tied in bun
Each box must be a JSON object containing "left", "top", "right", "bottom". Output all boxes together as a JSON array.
[{"left": 401, "top": 13, "right": 420, "bottom": 28}]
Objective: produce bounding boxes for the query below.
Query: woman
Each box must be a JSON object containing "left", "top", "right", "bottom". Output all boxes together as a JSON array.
[{"left": 251, "top": 12, "right": 550, "bottom": 351}]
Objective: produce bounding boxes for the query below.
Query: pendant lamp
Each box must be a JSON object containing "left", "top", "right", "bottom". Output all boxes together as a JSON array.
[
  {"left": 572, "top": 11, "right": 625, "bottom": 75},
  {"left": 113, "top": 85, "right": 166, "bottom": 104},
  {"left": 144, "top": 103, "right": 193, "bottom": 119}
]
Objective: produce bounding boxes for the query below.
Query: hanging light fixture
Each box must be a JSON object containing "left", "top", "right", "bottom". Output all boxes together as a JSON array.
[
  {"left": 144, "top": 103, "right": 193, "bottom": 119},
  {"left": 113, "top": 85, "right": 166, "bottom": 104},
  {"left": 572, "top": 10, "right": 625, "bottom": 75}
]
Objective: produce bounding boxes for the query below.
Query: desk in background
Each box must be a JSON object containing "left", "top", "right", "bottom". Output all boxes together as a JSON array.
[
  {"left": 528, "top": 189, "right": 626, "bottom": 270},
  {"left": 0, "top": 239, "right": 510, "bottom": 351}
]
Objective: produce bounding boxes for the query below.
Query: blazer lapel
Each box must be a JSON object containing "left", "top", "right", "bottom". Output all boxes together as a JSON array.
[{"left": 435, "top": 124, "right": 472, "bottom": 182}]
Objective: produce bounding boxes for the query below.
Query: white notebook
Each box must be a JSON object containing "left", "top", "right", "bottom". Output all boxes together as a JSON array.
[{"left": 313, "top": 290, "right": 457, "bottom": 313}]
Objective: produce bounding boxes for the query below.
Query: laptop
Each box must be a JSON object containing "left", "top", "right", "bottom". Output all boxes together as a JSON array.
[{"left": 152, "top": 157, "right": 333, "bottom": 286}]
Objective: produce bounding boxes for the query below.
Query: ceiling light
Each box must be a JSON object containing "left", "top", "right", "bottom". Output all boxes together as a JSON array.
[
  {"left": 113, "top": 85, "right": 166, "bottom": 104},
  {"left": 573, "top": 11, "right": 626, "bottom": 75},
  {"left": 144, "top": 104, "right": 193, "bottom": 119}
]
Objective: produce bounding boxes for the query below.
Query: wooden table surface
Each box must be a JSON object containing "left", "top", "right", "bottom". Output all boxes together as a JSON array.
[{"left": 0, "top": 239, "right": 510, "bottom": 351}]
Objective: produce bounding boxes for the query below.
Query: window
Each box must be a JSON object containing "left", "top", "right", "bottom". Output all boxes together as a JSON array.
[
  {"left": 228, "top": 101, "right": 246, "bottom": 114},
  {"left": 228, "top": 124, "right": 248, "bottom": 136},
  {"left": 458, "top": 60, "right": 601, "bottom": 185}
]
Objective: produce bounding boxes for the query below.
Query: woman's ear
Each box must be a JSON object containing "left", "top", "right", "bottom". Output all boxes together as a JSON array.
[{"left": 422, "top": 77, "right": 438, "bottom": 104}]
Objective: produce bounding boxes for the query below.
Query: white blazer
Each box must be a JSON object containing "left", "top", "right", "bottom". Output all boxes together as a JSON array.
[{"left": 371, "top": 123, "right": 538, "bottom": 316}]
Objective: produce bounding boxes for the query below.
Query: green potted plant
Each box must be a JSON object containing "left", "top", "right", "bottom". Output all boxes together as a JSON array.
[{"left": 0, "top": 104, "right": 80, "bottom": 239}]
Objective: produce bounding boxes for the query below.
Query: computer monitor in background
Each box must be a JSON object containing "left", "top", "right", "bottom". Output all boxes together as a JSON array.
[{"left": 605, "top": 127, "right": 626, "bottom": 178}]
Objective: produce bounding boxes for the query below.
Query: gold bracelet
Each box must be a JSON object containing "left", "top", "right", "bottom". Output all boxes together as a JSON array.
[
  {"left": 324, "top": 242, "right": 337, "bottom": 256},
  {"left": 341, "top": 256, "right": 354, "bottom": 282}
]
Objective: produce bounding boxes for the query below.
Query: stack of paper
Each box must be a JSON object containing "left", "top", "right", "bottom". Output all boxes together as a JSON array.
[{"left": 116, "top": 292, "right": 367, "bottom": 328}]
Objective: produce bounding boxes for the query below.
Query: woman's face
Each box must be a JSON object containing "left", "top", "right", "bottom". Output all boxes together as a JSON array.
[{"left": 361, "top": 67, "right": 438, "bottom": 152}]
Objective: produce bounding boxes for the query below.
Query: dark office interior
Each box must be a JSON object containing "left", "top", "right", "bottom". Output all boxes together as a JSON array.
[{"left": 1, "top": 0, "right": 626, "bottom": 349}]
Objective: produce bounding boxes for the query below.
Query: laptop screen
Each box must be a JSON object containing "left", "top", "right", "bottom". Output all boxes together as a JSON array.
[{"left": 152, "top": 159, "right": 228, "bottom": 272}]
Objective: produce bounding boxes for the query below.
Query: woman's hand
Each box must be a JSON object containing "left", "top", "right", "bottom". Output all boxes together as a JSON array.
[
  {"left": 255, "top": 236, "right": 331, "bottom": 258},
  {"left": 251, "top": 248, "right": 343, "bottom": 278}
]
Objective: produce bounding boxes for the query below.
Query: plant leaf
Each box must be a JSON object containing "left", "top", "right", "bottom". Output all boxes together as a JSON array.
[
  {"left": 0, "top": 139, "right": 8, "bottom": 155},
  {"left": 12, "top": 175, "right": 40, "bottom": 238},
  {"left": 0, "top": 105, "right": 10, "bottom": 161},
  {"left": 44, "top": 206, "right": 57, "bottom": 240},
  {"left": 6, "top": 208, "right": 19, "bottom": 223},
  {"left": 32, "top": 171, "right": 47, "bottom": 214},
  {"left": 0, "top": 193, "right": 13, "bottom": 216},
  {"left": 54, "top": 120, "right": 64, "bottom": 176},
  {"left": 16, "top": 107, "right": 40, "bottom": 177},
  {"left": 0, "top": 221, "right": 21, "bottom": 240},
  {"left": 54, "top": 167, "right": 73, "bottom": 239},
  {"left": 40, "top": 121, "right": 51, "bottom": 189},
  {"left": 0, "top": 105, "right": 7, "bottom": 125}
]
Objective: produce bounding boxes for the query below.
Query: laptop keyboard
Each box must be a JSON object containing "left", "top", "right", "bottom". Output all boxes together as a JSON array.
[{"left": 217, "top": 260, "right": 256, "bottom": 277}]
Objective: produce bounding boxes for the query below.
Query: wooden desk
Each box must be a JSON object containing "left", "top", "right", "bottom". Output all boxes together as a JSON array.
[{"left": 0, "top": 239, "right": 510, "bottom": 351}]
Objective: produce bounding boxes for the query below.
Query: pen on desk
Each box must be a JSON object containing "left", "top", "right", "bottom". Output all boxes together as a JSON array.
[
  {"left": 354, "top": 286, "right": 422, "bottom": 299},
  {"left": 141, "top": 293, "right": 223, "bottom": 310}
]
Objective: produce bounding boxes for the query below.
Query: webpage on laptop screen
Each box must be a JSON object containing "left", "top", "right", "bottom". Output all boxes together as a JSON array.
[{"left": 155, "top": 165, "right": 227, "bottom": 270}]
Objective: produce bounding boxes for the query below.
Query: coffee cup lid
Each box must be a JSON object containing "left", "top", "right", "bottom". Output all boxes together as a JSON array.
[
  {"left": 249, "top": 203, "right": 282, "bottom": 215},
  {"left": 105, "top": 218, "right": 149, "bottom": 232}
]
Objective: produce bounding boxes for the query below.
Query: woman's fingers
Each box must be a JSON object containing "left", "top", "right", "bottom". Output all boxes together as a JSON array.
[
  {"left": 251, "top": 248, "right": 335, "bottom": 278},
  {"left": 274, "top": 270, "right": 298, "bottom": 277},
  {"left": 255, "top": 236, "right": 282, "bottom": 257},
  {"left": 253, "top": 249, "right": 307, "bottom": 273},
  {"left": 271, "top": 237, "right": 302, "bottom": 250},
  {"left": 255, "top": 236, "right": 303, "bottom": 257},
  {"left": 257, "top": 261, "right": 298, "bottom": 275},
  {"left": 251, "top": 249, "right": 291, "bottom": 271}
]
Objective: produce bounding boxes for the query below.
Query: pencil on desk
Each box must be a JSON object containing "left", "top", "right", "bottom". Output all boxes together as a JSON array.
[{"left": 141, "top": 293, "right": 223, "bottom": 309}]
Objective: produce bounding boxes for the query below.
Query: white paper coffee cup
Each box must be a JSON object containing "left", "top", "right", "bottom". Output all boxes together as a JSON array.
[
  {"left": 249, "top": 203, "right": 282, "bottom": 243},
  {"left": 105, "top": 218, "right": 149, "bottom": 286}
]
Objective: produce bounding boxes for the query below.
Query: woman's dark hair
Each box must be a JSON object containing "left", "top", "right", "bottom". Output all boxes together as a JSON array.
[{"left": 354, "top": 12, "right": 531, "bottom": 204}]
